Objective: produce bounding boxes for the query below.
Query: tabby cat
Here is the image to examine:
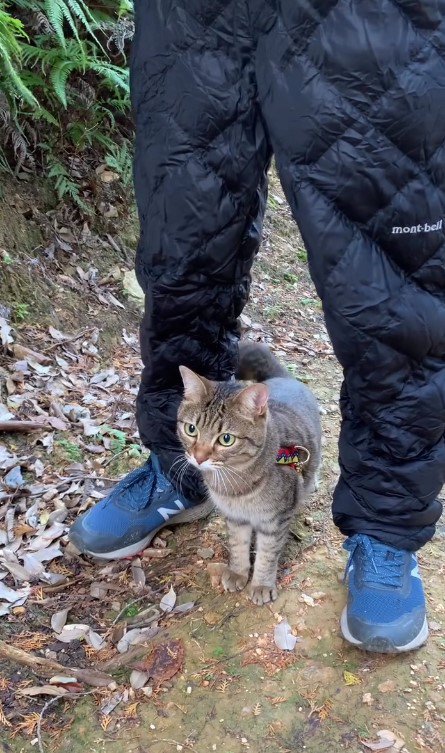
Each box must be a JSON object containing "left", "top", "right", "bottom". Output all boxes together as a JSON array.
[{"left": 177, "top": 342, "right": 322, "bottom": 605}]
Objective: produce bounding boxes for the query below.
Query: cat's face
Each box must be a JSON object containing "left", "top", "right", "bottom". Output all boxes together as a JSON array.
[{"left": 177, "top": 366, "right": 269, "bottom": 474}]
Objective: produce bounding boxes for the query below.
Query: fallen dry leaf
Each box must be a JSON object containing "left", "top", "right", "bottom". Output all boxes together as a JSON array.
[
  {"left": 377, "top": 730, "right": 405, "bottom": 752},
  {"left": 274, "top": 620, "right": 298, "bottom": 651},
  {"left": 116, "top": 625, "right": 159, "bottom": 654},
  {"left": 361, "top": 730, "right": 405, "bottom": 751},
  {"left": 134, "top": 639, "right": 185, "bottom": 687},
  {"left": 131, "top": 558, "right": 146, "bottom": 588},
  {"left": 56, "top": 624, "right": 90, "bottom": 643},
  {"left": 141, "top": 547, "right": 170, "bottom": 559},
  {"left": 159, "top": 585, "right": 176, "bottom": 613},
  {"left": 51, "top": 608, "right": 70, "bottom": 634},
  {"left": 207, "top": 562, "right": 227, "bottom": 588},
  {"left": 17, "top": 685, "right": 68, "bottom": 697},
  {"left": 129, "top": 670, "right": 149, "bottom": 690},
  {"left": 100, "top": 690, "right": 125, "bottom": 716},
  {"left": 343, "top": 671, "right": 361, "bottom": 686}
]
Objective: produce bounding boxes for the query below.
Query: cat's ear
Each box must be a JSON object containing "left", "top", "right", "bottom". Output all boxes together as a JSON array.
[
  {"left": 179, "top": 366, "right": 211, "bottom": 401},
  {"left": 235, "top": 383, "right": 269, "bottom": 416}
]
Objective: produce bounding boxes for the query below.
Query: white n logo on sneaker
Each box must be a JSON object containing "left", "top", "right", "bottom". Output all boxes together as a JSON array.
[{"left": 158, "top": 499, "right": 185, "bottom": 522}]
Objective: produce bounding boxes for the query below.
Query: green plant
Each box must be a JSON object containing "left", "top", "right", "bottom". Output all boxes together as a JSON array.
[
  {"left": 46, "top": 153, "right": 90, "bottom": 210},
  {"left": 0, "top": 4, "right": 37, "bottom": 106},
  {"left": 0, "top": 0, "right": 133, "bottom": 197},
  {"left": 283, "top": 271, "right": 298, "bottom": 284},
  {"left": 264, "top": 303, "right": 286, "bottom": 322},
  {"left": 13, "top": 302, "right": 29, "bottom": 320},
  {"left": 127, "top": 442, "right": 142, "bottom": 458},
  {"left": 55, "top": 438, "right": 83, "bottom": 461},
  {"left": 100, "top": 425, "right": 127, "bottom": 454},
  {"left": 105, "top": 139, "right": 133, "bottom": 186}
]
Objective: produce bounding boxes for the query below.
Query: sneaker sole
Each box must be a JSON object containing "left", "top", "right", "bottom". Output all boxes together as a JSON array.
[
  {"left": 340, "top": 607, "right": 429, "bottom": 653},
  {"left": 74, "top": 499, "right": 215, "bottom": 560}
]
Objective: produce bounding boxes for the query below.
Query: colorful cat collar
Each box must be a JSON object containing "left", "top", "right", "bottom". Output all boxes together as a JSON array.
[{"left": 276, "top": 445, "right": 311, "bottom": 472}]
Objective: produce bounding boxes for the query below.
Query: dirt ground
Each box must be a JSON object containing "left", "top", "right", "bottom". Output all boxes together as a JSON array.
[{"left": 1, "top": 172, "right": 444, "bottom": 753}]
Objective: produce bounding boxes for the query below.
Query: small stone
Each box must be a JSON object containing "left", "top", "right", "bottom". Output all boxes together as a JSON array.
[
  {"left": 99, "top": 169, "right": 119, "bottom": 183},
  {"left": 300, "top": 594, "right": 315, "bottom": 607},
  {"left": 304, "top": 516, "right": 314, "bottom": 526},
  {"left": 378, "top": 679, "right": 396, "bottom": 693},
  {"left": 311, "top": 591, "right": 326, "bottom": 601},
  {"left": 204, "top": 611, "right": 220, "bottom": 626},
  {"left": 186, "top": 686, "right": 192, "bottom": 694},
  {"left": 197, "top": 547, "right": 214, "bottom": 560}
]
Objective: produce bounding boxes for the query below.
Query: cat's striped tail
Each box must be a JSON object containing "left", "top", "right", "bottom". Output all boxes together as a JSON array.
[{"left": 236, "top": 341, "right": 288, "bottom": 382}]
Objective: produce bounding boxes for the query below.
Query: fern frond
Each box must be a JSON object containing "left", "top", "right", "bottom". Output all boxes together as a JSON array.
[
  {"left": 0, "top": 39, "right": 38, "bottom": 107},
  {"left": 43, "top": 0, "right": 66, "bottom": 49},
  {"left": 34, "top": 105, "right": 59, "bottom": 126},
  {"left": 50, "top": 59, "right": 75, "bottom": 106},
  {"left": 89, "top": 62, "right": 129, "bottom": 93},
  {"left": 66, "top": 0, "right": 102, "bottom": 47}
]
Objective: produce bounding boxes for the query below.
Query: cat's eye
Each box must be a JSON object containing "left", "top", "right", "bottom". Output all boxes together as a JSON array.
[
  {"left": 218, "top": 432, "right": 236, "bottom": 447},
  {"left": 184, "top": 423, "right": 198, "bottom": 437}
]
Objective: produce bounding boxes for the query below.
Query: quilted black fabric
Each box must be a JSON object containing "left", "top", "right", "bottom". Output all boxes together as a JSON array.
[{"left": 132, "top": 0, "right": 445, "bottom": 550}]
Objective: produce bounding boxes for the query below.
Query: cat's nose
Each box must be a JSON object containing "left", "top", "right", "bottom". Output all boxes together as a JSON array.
[{"left": 194, "top": 448, "right": 211, "bottom": 465}]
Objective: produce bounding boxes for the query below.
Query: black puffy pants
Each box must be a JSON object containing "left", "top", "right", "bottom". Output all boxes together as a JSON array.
[{"left": 132, "top": 0, "right": 445, "bottom": 551}]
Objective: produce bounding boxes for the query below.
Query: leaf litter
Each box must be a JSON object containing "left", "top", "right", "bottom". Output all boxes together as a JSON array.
[{"left": 0, "top": 313, "right": 199, "bottom": 735}]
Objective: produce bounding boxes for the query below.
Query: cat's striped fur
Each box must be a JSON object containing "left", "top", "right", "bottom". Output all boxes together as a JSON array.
[{"left": 177, "top": 342, "right": 322, "bottom": 605}]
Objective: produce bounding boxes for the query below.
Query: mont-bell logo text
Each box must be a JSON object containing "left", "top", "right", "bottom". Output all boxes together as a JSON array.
[{"left": 392, "top": 219, "right": 443, "bottom": 235}]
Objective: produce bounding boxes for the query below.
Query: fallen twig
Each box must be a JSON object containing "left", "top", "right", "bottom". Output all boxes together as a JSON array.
[
  {"left": 44, "top": 327, "right": 92, "bottom": 353},
  {"left": 112, "top": 594, "right": 153, "bottom": 625},
  {"left": 0, "top": 640, "right": 112, "bottom": 687},
  {"left": 0, "top": 421, "right": 54, "bottom": 433},
  {"left": 101, "top": 641, "right": 160, "bottom": 672}
]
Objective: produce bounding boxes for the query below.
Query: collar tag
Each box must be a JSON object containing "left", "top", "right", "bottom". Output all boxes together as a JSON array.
[{"left": 276, "top": 445, "right": 311, "bottom": 472}]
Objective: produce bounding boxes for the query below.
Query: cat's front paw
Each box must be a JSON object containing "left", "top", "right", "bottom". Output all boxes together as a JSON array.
[
  {"left": 221, "top": 567, "right": 249, "bottom": 593},
  {"left": 248, "top": 583, "right": 278, "bottom": 606}
]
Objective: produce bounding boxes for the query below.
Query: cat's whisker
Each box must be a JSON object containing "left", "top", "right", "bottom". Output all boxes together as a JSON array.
[
  {"left": 221, "top": 468, "right": 239, "bottom": 496},
  {"left": 223, "top": 465, "right": 251, "bottom": 493},
  {"left": 169, "top": 455, "right": 188, "bottom": 473},
  {"left": 215, "top": 467, "right": 229, "bottom": 497},
  {"left": 169, "top": 456, "right": 189, "bottom": 497}
]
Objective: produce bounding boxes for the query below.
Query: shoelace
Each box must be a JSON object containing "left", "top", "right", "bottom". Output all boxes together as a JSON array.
[{"left": 344, "top": 534, "right": 406, "bottom": 588}]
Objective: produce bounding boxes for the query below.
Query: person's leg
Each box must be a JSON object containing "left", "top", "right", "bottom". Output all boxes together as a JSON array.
[
  {"left": 256, "top": 0, "right": 445, "bottom": 650},
  {"left": 69, "top": 1, "right": 271, "bottom": 558}
]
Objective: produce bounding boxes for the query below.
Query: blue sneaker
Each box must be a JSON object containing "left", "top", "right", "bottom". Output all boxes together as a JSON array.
[
  {"left": 341, "top": 534, "right": 428, "bottom": 653},
  {"left": 68, "top": 454, "right": 213, "bottom": 560}
]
